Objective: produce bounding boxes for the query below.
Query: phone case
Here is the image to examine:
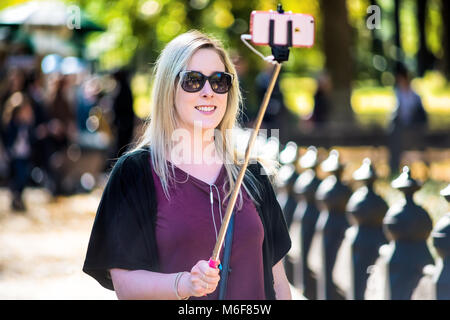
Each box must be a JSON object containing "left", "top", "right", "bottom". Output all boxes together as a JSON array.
[{"left": 250, "top": 10, "right": 315, "bottom": 48}]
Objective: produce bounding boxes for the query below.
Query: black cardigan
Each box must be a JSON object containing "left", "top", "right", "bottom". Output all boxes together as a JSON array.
[{"left": 82, "top": 148, "right": 291, "bottom": 300}]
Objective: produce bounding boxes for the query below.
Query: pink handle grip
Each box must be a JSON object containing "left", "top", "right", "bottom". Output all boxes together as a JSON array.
[{"left": 208, "top": 259, "right": 219, "bottom": 269}]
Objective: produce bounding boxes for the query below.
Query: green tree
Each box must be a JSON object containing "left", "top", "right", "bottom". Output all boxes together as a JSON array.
[{"left": 443, "top": 0, "right": 450, "bottom": 78}]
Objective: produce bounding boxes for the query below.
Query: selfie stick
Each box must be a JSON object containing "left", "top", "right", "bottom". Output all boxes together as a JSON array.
[{"left": 209, "top": 4, "right": 291, "bottom": 269}]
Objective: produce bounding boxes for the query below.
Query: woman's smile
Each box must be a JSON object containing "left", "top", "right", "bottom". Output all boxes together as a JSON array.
[{"left": 195, "top": 105, "right": 217, "bottom": 114}]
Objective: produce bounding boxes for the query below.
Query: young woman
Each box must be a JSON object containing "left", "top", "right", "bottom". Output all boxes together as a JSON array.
[{"left": 83, "top": 30, "right": 292, "bottom": 300}]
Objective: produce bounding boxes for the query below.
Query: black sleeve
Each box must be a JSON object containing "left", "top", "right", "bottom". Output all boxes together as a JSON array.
[
  {"left": 82, "top": 153, "right": 157, "bottom": 290},
  {"left": 266, "top": 175, "right": 292, "bottom": 266},
  {"left": 253, "top": 162, "right": 292, "bottom": 266}
]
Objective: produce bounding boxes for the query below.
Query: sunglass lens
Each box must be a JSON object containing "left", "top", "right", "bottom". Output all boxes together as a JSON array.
[
  {"left": 210, "top": 72, "right": 232, "bottom": 93},
  {"left": 181, "top": 72, "right": 205, "bottom": 92}
]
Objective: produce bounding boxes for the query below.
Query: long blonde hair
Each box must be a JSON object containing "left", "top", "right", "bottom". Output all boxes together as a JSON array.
[{"left": 131, "top": 30, "right": 263, "bottom": 209}]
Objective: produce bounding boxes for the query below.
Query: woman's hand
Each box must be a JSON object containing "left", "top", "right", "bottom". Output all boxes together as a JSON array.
[
  {"left": 179, "top": 260, "right": 221, "bottom": 298},
  {"left": 272, "top": 260, "right": 292, "bottom": 300}
]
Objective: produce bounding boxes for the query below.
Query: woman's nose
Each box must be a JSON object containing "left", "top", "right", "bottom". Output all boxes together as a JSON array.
[{"left": 201, "top": 80, "right": 214, "bottom": 98}]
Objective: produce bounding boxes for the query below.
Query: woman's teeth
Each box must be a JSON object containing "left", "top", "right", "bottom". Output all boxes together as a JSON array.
[{"left": 195, "top": 106, "right": 216, "bottom": 112}]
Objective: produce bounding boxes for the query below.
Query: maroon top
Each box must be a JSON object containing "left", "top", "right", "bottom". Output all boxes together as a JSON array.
[{"left": 151, "top": 160, "right": 266, "bottom": 300}]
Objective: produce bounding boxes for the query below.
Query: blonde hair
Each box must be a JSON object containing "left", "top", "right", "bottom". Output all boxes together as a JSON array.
[{"left": 131, "top": 30, "right": 263, "bottom": 209}]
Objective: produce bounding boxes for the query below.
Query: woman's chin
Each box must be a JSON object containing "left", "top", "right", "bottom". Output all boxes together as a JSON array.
[{"left": 190, "top": 119, "right": 221, "bottom": 131}]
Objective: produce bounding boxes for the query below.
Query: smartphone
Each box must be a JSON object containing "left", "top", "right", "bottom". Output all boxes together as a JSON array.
[{"left": 250, "top": 10, "right": 315, "bottom": 48}]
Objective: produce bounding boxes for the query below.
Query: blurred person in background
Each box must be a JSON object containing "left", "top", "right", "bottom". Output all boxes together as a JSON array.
[
  {"left": 2, "top": 92, "right": 35, "bottom": 211},
  {"left": 0, "top": 67, "right": 27, "bottom": 145},
  {"left": 230, "top": 52, "right": 255, "bottom": 127},
  {"left": 26, "top": 70, "right": 53, "bottom": 186},
  {"left": 255, "top": 64, "right": 292, "bottom": 145},
  {"left": 76, "top": 75, "right": 101, "bottom": 133},
  {"left": 0, "top": 53, "right": 8, "bottom": 182},
  {"left": 308, "top": 71, "right": 332, "bottom": 126},
  {"left": 45, "top": 74, "right": 77, "bottom": 195},
  {"left": 388, "top": 64, "right": 428, "bottom": 176},
  {"left": 111, "top": 68, "right": 135, "bottom": 158}
]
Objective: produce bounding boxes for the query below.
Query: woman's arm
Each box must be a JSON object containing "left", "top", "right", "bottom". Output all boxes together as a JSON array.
[
  {"left": 110, "top": 260, "right": 220, "bottom": 300},
  {"left": 110, "top": 269, "right": 183, "bottom": 300},
  {"left": 272, "top": 260, "right": 292, "bottom": 300}
]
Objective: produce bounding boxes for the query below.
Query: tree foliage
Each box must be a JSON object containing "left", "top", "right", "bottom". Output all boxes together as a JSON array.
[{"left": 2, "top": 0, "right": 447, "bottom": 121}]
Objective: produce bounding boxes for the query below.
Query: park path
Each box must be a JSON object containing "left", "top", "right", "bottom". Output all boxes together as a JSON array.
[{"left": 0, "top": 188, "right": 116, "bottom": 299}]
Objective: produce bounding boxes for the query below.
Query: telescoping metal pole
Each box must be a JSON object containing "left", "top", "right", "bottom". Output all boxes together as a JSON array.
[{"left": 209, "top": 62, "right": 282, "bottom": 268}]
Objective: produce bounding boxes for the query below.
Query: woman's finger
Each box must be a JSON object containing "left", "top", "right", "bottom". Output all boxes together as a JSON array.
[{"left": 198, "top": 260, "right": 221, "bottom": 276}]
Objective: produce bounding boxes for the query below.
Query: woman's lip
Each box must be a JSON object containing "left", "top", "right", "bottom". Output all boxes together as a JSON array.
[
  {"left": 195, "top": 105, "right": 216, "bottom": 108},
  {"left": 195, "top": 105, "right": 217, "bottom": 112}
]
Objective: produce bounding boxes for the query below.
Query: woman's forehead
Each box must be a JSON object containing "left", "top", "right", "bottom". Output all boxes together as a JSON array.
[{"left": 186, "top": 48, "right": 225, "bottom": 74}]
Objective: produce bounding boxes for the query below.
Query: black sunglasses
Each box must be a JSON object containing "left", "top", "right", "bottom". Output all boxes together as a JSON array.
[{"left": 179, "top": 70, "right": 234, "bottom": 94}]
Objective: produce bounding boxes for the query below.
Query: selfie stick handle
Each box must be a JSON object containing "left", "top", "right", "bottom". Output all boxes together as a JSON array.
[{"left": 209, "top": 62, "right": 282, "bottom": 268}]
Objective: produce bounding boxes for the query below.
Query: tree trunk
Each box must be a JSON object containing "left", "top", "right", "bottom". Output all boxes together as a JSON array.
[
  {"left": 417, "top": 0, "right": 435, "bottom": 76},
  {"left": 394, "top": 0, "right": 402, "bottom": 72},
  {"left": 443, "top": 0, "right": 450, "bottom": 78},
  {"left": 320, "top": 0, "right": 354, "bottom": 124},
  {"left": 370, "top": 0, "right": 383, "bottom": 56},
  {"left": 369, "top": 0, "right": 384, "bottom": 84}
]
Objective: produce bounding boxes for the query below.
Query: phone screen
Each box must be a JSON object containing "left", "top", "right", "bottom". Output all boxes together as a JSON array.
[{"left": 250, "top": 11, "right": 315, "bottom": 48}]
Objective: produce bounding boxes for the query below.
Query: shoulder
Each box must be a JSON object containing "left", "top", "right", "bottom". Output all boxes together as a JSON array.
[
  {"left": 246, "top": 160, "right": 278, "bottom": 198},
  {"left": 247, "top": 161, "right": 267, "bottom": 184},
  {"left": 247, "top": 161, "right": 262, "bottom": 175},
  {"left": 248, "top": 158, "right": 278, "bottom": 182},
  {"left": 100, "top": 147, "right": 155, "bottom": 208},
  {"left": 108, "top": 147, "right": 151, "bottom": 183},
  {"left": 114, "top": 148, "right": 150, "bottom": 170}
]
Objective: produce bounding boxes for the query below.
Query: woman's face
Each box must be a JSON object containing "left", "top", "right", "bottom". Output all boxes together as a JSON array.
[{"left": 174, "top": 48, "right": 228, "bottom": 134}]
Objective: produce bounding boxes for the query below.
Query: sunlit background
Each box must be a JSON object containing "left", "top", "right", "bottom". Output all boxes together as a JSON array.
[
  {"left": 0, "top": 0, "right": 448, "bottom": 299},
  {"left": 1, "top": 0, "right": 449, "bottom": 125}
]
